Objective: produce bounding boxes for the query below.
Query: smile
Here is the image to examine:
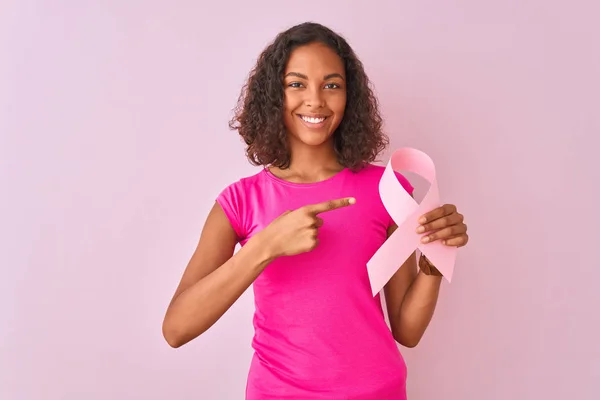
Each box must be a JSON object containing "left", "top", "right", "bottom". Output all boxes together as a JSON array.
[
  {"left": 300, "top": 115, "right": 327, "bottom": 124},
  {"left": 297, "top": 115, "right": 329, "bottom": 128}
]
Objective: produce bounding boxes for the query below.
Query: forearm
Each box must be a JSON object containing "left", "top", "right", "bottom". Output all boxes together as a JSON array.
[
  {"left": 163, "top": 235, "right": 273, "bottom": 347},
  {"left": 393, "top": 270, "right": 442, "bottom": 346}
]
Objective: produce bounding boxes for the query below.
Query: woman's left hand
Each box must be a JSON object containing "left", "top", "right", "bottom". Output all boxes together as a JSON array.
[{"left": 416, "top": 204, "right": 469, "bottom": 247}]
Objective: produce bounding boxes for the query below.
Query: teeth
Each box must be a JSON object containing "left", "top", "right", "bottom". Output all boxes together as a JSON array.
[{"left": 301, "top": 116, "right": 326, "bottom": 124}]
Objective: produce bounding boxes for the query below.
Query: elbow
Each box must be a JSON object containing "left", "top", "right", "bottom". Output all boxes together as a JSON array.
[
  {"left": 392, "top": 329, "right": 422, "bottom": 348},
  {"left": 162, "top": 325, "right": 184, "bottom": 348},
  {"left": 398, "top": 336, "right": 421, "bottom": 348},
  {"left": 162, "top": 313, "right": 207, "bottom": 348},
  {"left": 162, "top": 315, "right": 188, "bottom": 349},
  {"left": 164, "top": 334, "right": 184, "bottom": 349}
]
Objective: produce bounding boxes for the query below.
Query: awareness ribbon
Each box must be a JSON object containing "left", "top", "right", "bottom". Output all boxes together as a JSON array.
[{"left": 367, "top": 147, "right": 458, "bottom": 296}]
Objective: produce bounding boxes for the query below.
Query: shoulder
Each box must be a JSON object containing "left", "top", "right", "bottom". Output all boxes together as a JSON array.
[
  {"left": 216, "top": 169, "right": 268, "bottom": 218},
  {"left": 215, "top": 169, "right": 267, "bottom": 241},
  {"left": 218, "top": 169, "right": 265, "bottom": 198}
]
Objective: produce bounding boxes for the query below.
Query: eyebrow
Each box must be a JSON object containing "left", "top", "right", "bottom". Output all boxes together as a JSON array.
[{"left": 285, "top": 72, "right": 345, "bottom": 80}]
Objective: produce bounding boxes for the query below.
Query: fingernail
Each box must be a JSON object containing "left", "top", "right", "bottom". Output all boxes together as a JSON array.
[
  {"left": 421, "top": 236, "right": 430, "bottom": 243},
  {"left": 348, "top": 198, "right": 356, "bottom": 204},
  {"left": 416, "top": 226, "right": 425, "bottom": 233},
  {"left": 419, "top": 216, "right": 427, "bottom": 224}
]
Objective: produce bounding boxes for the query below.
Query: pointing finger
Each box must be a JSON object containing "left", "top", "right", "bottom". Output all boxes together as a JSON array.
[
  {"left": 314, "top": 217, "right": 324, "bottom": 228},
  {"left": 305, "top": 197, "right": 356, "bottom": 214}
]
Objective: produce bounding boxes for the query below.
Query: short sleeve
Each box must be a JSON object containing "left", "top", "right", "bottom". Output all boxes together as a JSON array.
[{"left": 216, "top": 181, "right": 246, "bottom": 241}]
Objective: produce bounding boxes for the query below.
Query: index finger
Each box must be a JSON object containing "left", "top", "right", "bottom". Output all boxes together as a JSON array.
[{"left": 305, "top": 197, "right": 356, "bottom": 214}]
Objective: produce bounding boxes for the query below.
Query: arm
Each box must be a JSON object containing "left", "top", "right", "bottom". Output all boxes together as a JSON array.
[
  {"left": 383, "top": 224, "right": 443, "bottom": 348},
  {"left": 162, "top": 196, "right": 355, "bottom": 348},
  {"left": 383, "top": 188, "right": 470, "bottom": 348},
  {"left": 162, "top": 203, "right": 274, "bottom": 348}
]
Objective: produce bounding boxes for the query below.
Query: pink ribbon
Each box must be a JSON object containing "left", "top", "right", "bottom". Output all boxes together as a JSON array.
[{"left": 367, "top": 148, "right": 458, "bottom": 296}]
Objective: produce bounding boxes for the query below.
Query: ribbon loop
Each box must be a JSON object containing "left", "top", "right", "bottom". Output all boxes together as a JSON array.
[{"left": 367, "top": 148, "right": 457, "bottom": 296}]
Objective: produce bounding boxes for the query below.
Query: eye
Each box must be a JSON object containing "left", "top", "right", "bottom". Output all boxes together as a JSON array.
[
  {"left": 287, "top": 82, "right": 304, "bottom": 88},
  {"left": 324, "top": 83, "right": 341, "bottom": 89}
]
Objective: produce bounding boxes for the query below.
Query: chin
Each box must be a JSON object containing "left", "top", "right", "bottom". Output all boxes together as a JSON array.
[{"left": 294, "top": 130, "right": 334, "bottom": 147}]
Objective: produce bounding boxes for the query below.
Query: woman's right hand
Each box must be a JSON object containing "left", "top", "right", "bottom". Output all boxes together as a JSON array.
[{"left": 259, "top": 197, "right": 356, "bottom": 258}]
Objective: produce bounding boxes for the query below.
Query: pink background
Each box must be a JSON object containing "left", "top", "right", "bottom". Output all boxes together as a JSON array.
[{"left": 2, "top": 1, "right": 598, "bottom": 399}]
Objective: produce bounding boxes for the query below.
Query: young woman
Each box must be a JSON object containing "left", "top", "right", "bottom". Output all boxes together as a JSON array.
[{"left": 162, "top": 22, "right": 469, "bottom": 400}]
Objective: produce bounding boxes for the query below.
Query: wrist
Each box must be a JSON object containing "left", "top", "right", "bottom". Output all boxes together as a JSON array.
[
  {"left": 251, "top": 229, "right": 280, "bottom": 263},
  {"left": 239, "top": 234, "right": 277, "bottom": 275},
  {"left": 419, "top": 254, "right": 443, "bottom": 276}
]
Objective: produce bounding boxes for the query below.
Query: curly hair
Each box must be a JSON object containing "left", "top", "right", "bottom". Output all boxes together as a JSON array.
[{"left": 229, "top": 22, "right": 388, "bottom": 171}]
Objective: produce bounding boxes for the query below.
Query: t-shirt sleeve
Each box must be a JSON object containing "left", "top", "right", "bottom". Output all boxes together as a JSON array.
[{"left": 215, "top": 181, "right": 246, "bottom": 241}]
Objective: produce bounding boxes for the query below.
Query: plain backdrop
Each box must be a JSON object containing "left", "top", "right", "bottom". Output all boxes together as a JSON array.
[{"left": 2, "top": 1, "right": 599, "bottom": 399}]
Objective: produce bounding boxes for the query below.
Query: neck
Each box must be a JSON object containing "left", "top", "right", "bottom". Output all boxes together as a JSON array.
[
  {"left": 290, "top": 141, "right": 340, "bottom": 170},
  {"left": 270, "top": 139, "right": 344, "bottom": 183}
]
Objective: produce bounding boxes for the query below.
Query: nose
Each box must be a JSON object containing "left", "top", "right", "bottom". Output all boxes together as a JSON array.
[{"left": 304, "top": 86, "right": 325, "bottom": 108}]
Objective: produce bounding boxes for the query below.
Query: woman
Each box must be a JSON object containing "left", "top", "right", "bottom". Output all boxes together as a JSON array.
[{"left": 162, "top": 22, "right": 469, "bottom": 400}]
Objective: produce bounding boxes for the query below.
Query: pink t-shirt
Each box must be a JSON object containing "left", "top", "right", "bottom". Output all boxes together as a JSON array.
[{"left": 216, "top": 164, "right": 414, "bottom": 400}]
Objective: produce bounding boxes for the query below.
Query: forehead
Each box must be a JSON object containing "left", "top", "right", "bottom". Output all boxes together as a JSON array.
[{"left": 285, "top": 42, "right": 344, "bottom": 76}]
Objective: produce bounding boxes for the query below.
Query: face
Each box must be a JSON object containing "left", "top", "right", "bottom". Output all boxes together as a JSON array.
[{"left": 282, "top": 42, "right": 347, "bottom": 148}]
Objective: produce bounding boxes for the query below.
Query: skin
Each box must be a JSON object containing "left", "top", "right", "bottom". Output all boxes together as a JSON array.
[
  {"left": 161, "top": 42, "right": 469, "bottom": 349},
  {"left": 271, "top": 42, "right": 347, "bottom": 182}
]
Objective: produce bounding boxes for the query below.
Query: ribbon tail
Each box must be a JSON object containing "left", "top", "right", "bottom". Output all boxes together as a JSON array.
[
  {"left": 418, "top": 242, "right": 458, "bottom": 282},
  {"left": 367, "top": 231, "right": 420, "bottom": 296}
]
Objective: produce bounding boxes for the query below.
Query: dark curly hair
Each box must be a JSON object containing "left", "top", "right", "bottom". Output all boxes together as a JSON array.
[{"left": 229, "top": 22, "right": 388, "bottom": 171}]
